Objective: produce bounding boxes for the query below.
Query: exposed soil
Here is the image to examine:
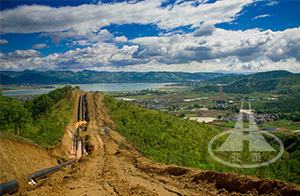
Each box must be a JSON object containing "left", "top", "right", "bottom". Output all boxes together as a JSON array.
[
  {"left": 0, "top": 90, "right": 85, "bottom": 184},
  {"left": 7, "top": 92, "right": 300, "bottom": 195},
  {"left": 0, "top": 138, "right": 57, "bottom": 184}
]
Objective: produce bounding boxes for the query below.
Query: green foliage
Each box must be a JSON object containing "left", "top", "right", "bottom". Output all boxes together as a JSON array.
[
  {"left": 266, "top": 133, "right": 300, "bottom": 184},
  {"left": 0, "top": 85, "right": 76, "bottom": 148},
  {"left": 253, "top": 95, "right": 300, "bottom": 122},
  {"left": 195, "top": 71, "right": 300, "bottom": 95},
  {"left": 105, "top": 95, "right": 222, "bottom": 168},
  {"left": 105, "top": 96, "right": 300, "bottom": 185}
]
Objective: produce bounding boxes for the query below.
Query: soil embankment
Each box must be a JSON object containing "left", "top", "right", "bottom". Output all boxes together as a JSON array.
[
  {"left": 0, "top": 90, "right": 85, "bottom": 184},
  {"left": 11, "top": 92, "right": 300, "bottom": 196},
  {"left": 0, "top": 138, "right": 57, "bottom": 184}
]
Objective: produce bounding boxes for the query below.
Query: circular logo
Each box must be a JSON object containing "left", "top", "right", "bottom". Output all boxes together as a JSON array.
[{"left": 208, "top": 130, "right": 284, "bottom": 168}]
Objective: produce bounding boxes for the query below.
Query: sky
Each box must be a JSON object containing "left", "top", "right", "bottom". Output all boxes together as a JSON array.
[{"left": 0, "top": 0, "right": 300, "bottom": 73}]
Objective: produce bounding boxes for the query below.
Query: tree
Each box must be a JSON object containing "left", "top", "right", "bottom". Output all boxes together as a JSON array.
[{"left": 11, "top": 102, "right": 31, "bottom": 135}]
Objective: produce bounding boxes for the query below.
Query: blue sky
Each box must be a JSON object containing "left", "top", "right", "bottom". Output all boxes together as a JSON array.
[{"left": 0, "top": 0, "right": 300, "bottom": 73}]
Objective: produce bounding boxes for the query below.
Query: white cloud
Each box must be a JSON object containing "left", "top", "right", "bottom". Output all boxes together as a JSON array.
[
  {"left": 114, "top": 36, "right": 128, "bottom": 43},
  {"left": 130, "top": 26, "right": 300, "bottom": 68},
  {"left": 72, "top": 40, "right": 92, "bottom": 46},
  {"left": 32, "top": 43, "right": 49, "bottom": 49},
  {"left": 253, "top": 14, "right": 270, "bottom": 20},
  {"left": 1, "top": 10, "right": 300, "bottom": 73},
  {"left": 265, "top": 1, "right": 279, "bottom": 6},
  {"left": 1, "top": 49, "right": 40, "bottom": 60},
  {"left": 1, "top": 42, "right": 141, "bottom": 70},
  {"left": 0, "top": 0, "right": 254, "bottom": 35},
  {"left": 0, "top": 49, "right": 45, "bottom": 70},
  {"left": 0, "top": 39, "right": 8, "bottom": 44},
  {"left": 40, "top": 28, "right": 113, "bottom": 44}
]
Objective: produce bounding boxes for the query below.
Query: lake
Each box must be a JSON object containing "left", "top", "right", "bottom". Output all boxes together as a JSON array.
[{"left": 2, "top": 83, "right": 175, "bottom": 96}]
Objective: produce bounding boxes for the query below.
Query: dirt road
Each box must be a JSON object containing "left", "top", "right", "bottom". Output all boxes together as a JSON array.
[{"left": 13, "top": 92, "right": 300, "bottom": 196}]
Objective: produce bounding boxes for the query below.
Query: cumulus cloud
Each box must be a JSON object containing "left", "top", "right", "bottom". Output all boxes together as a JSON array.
[
  {"left": 265, "top": 28, "right": 300, "bottom": 62},
  {"left": 40, "top": 28, "right": 113, "bottom": 44},
  {"left": 1, "top": 49, "right": 40, "bottom": 60},
  {"left": 114, "top": 36, "right": 128, "bottom": 43},
  {"left": 1, "top": 42, "right": 140, "bottom": 70},
  {"left": 131, "top": 26, "right": 300, "bottom": 66},
  {"left": 2, "top": 26, "right": 300, "bottom": 72},
  {"left": 32, "top": 43, "right": 49, "bottom": 49},
  {"left": 193, "top": 25, "right": 216, "bottom": 37},
  {"left": 0, "top": 49, "right": 44, "bottom": 70},
  {"left": 0, "top": 39, "right": 8, "bottom": 44}
]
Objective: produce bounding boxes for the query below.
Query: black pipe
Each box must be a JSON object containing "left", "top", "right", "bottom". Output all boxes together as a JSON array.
[
  {"left": 78, "top": 95, "right": 81, "bottom": 122},
  {"left": 81, "top": 139, "right": 84, "bottom": 157},
  {"left": 27, "top": 158, "right": 77, "bottom": 179},
  {"left": 0, "top": 158, "right": 77, "bottom": 195},
  {"left": 75, "top": 138, "right": 79, "bottom": 157},
  {"left": 82, "top": 94, "right": 85, "bottom": 121},
  {"left": 0, "top": 180, "right": 18, "bottom": 195}
]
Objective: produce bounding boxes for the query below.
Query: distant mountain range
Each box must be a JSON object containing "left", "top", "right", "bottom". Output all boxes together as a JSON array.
[
  {"left": 0, "top": 70, "right": 233, "bottom": 85},
  {"left": 1, "top": 70, "right": 299, "bottom": 95},
  {"left": 196, "top": 70, "right": 300, "bottom": 94}
]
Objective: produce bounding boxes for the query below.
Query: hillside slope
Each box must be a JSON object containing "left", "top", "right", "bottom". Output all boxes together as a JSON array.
[
  {"left": 200, "top": 70, "right": 294, "bottom": 85},
  {"left": 196, "top": 70, "right": 300, "bottom": 94},
  {"left": 0, "top": 90, "right": 84, "bottom": 184},
  {"left": 12, "top": 92, "right": 300, "bottom": 196}
]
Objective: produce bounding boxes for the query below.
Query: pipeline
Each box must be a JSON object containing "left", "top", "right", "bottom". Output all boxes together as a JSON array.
[
  {"left": 0, "top": 180, "right": 18, "bottom": 196},
  {"left": 1, "top": 94, "right": 87, "bottom": 195},
  {"left": 78, "top": 95, "right": 82, "bottom": 122},
  {"left": 0, "top": 158, "right": 77, "bottom": 195}
]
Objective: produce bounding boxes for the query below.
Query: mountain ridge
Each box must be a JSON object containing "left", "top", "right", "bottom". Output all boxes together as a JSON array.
[
  {"left": 0, "top": 70, "right": 233, "bottom": 84},
  {"left": 196, "top": 70, "right": 300, "bottom": 94}
]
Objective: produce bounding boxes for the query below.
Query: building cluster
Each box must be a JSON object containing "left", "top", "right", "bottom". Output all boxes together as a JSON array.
[{"left": 222, "top": 113, "right": 281, "bottom": 123}]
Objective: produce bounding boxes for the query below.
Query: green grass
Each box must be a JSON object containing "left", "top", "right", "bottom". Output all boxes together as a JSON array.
[
  {"left": 0, "top": 131, "right": 37, "bottom": 145},
  {"left": 184, "top": 113, "right": 199, "bottom": 117},
  {"left": 258, "top": 120, "right": 300, "bottom": 130},
  {"left": 215, "top": 119, "right": 300, "bottom": 131},
  {"left": 217, "top": 121, "right": 236, "bottom": 128}
]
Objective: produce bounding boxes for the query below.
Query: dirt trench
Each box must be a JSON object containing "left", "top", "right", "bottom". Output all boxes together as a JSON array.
[{"left": 11, "top": 92, "right": 300, "bottom": 196}]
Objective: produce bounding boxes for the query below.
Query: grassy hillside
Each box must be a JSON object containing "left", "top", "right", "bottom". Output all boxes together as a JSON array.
[
  {"left": 0, "top": 86, "right": 77, "bottom": 148},
  {"left": 105, "top": 96, "right": 300, "bottom": 185},
  {"left": 105, "top": 95, "right": 224, "bottom": 169},
  {"left": 250, "top": 70, "right": 294, "bottom": 80},
  {"left": 196, "top": 71, "right": 300, "bottom": 95},
  {"left": 200, "top": 70, "right": 294, "bottom": 86}
]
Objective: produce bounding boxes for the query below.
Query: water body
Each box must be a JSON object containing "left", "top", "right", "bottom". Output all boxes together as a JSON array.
[{"left": 2, "top": 83, "right": 174, "bottom": 96}]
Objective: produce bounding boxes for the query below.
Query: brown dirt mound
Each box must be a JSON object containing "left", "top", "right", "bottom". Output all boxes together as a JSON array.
[
  {"left": 0, "top": 90, "right": 84, "bottom": 184},
  {"left": 10, "top": 92, "right": 300, "bottom": 195},
  {"left": 0, "top": 138, "right": 57, "bottom": 184}
]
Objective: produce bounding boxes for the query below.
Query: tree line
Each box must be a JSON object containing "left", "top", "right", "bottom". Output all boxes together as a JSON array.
[{"left": 0, "top": 86, "right": 78, "bottom": 148}]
